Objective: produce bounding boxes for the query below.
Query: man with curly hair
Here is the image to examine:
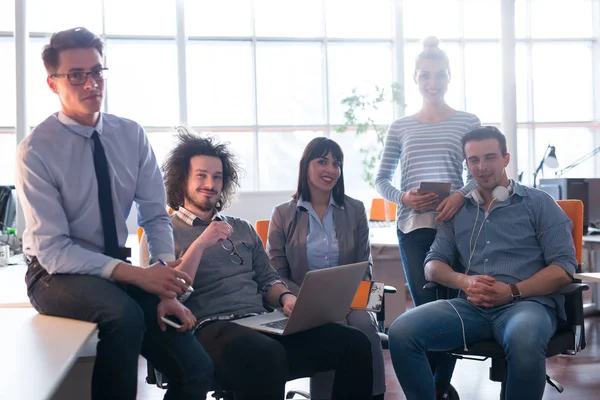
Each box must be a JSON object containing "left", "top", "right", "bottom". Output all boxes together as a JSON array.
[{"left": 156, "top": 129, "right": 375, "bottom": 400}]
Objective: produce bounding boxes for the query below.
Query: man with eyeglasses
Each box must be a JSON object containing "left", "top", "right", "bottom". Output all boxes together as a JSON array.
[
  {"left": 148, "top": 129, "right": 374, "bottom": 400},
  {"left": 15, "top": 27, "right": 213, "bottom": 400}
]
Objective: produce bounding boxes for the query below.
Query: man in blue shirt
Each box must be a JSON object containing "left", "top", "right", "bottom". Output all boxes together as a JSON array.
[
  {"left": 15, "top": 27, "right": 213, "bottom": 399},
  {"left": 387, "top": 126, "right": 576, "bottom": 400}
]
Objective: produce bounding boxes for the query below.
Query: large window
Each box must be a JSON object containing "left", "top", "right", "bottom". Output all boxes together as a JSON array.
[
  {"left": 403, "top": 0, "right": 598, "bottom": 185},
  {"left": 514, "top": 0, "right": 596, "bottom": 183},
  {"left": 2, "top": 0, "right": 600, "bottom": 201}
]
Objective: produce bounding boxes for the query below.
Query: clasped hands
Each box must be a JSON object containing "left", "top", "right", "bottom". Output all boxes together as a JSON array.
[{"left": 464, "top": 275, "right": 512, "bottom": 307}]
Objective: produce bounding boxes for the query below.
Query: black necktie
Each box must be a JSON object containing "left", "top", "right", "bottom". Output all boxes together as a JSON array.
[{"left": 92, "top": 131, "right": 120, "bottom": 258}]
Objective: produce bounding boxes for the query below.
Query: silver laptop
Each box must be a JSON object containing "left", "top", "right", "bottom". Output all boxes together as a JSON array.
[{"left": 232, "top": 261, "right": 369, "bottom": 335}]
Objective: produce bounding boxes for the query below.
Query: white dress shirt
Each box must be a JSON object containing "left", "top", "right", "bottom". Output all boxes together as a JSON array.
[{"left": 15, "top": 111, "right": 175, "bottom": 278}]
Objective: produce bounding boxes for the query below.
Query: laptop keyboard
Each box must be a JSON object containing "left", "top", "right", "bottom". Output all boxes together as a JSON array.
[{"left": 261, "top": 318, "right": 289, "bottom": 330}]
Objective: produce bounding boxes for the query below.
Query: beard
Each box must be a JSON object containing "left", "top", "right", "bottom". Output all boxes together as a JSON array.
[{"left": 185, "top": 190, "right": 218, "bottom": 212}]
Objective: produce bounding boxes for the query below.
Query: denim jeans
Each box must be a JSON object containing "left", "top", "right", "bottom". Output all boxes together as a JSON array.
[
  {"left": 397, "top": 228, "right": 456, "bottom": 393},
  {"left": 388, "top": 298, "right": 557, "bottom": 400},
  {"left": 25, "top": 260, "right": 214, "bottom": 400}
]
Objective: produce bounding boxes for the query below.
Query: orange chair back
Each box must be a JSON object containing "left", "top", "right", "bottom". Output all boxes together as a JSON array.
[
  {"left": 138, "top": 207, "right": 175, "bottom": 243},
  {"left": 369, "top": 198, "right": 397, "bottom": 221},
  {"left": 557, "top": 200, "right": 583, "bottom": 266},
  {"left": 255, "top": 219, "right": 270, "bottom": 249}
]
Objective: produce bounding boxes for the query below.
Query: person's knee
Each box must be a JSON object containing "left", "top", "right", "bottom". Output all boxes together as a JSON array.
[
  {"left": 101, "top": 299, "right": 146, "bottom": 339},
  {"left": 340, "top": 324, "right": 372, "bottom": 359},
  {"left": 388, "top": 314, "right": 418, "bottom": 349},
  {"left": 186, "top": 352, "right": 214, "bottom": 389},
  {"left": 228, "top": 336, "right": 288, "bottom": 384}
]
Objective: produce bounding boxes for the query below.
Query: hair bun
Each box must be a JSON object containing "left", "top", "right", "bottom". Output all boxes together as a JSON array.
[{"left": 422, "top": 36, "right": 440, "bottom": 50}]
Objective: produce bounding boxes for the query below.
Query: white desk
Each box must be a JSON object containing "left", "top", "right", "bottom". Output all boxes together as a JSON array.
[
  {"left": 574, "top": 272, "right": 600, "bottom": 282},
  {"left": 2, "top": 308, "right": 97, "bottom": 400},
  {"left": 370, "top": 224, "right": 406, "bottom": 327},
  {"left": 0, "top": 255, "right": 29, "bottom": 307}
]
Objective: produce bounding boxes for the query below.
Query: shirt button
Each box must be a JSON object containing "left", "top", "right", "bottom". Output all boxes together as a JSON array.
[
  {"left": 486, "top": 220, "right": 489, "bottom": 223},
  {"left": 487, "top": 241, "right": 490, "bottom": 244},
  {"left": 484, "top": 258, "right": 488, "bottom": 262}
]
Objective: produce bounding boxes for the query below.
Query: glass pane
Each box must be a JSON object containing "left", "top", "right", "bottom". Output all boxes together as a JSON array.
[
  {"left": 325, "top": 0, "right": 393, "bottom": 39},
  {"left": 532, "top": 43, "right": 592, "bottom": 122},
  {"left": 402, "top": 0, "right": 460, "bottom": 39},
  {"left": 329, "top": 130, "right": 380, "bottom": 205},
  {"left": 186, "top": 41, "right": 254, "bottom": 126},
  {"left": 28, "top": 38, "right": 61, "bottom": 126},
  {"left": 144, "top": 130, "right": 178, "bottom": 172},
  {"left": 255, "top": 0, "right": 323, "bottom": 38},
  {"left": 463, "top": 0, "right": 500, "bottom": 39},
  {"left": 515, "top": 43, "right": 529, "bottom": 123},
  {"left": 106, "top": 41, "right": 178, "bottom": 126},
  {"left": 28, "top": 0, "right": 102, "bottom": 33},
  {"left": 0, "top": 38, "right": 16, "bottom": 127},
  {"left": 104, "top": 0, "right": 176, "bottom": 36},
  {"left": 531, "top": 0, "right": 593, "bottom": 38},
  {"left": 0, "top": 0, "right": 14, "bottom": 32},
  {"left": 207, "top": 131, "right": 257, "bottom": 191},
  {"left": 256, "top": 42, "right": 324, "bottom": 125},
  {"left": 257, "top": 130, "right": 323, "bottom": 190},
  {"left": 464, "top": 43, "right": 501, "bottom": 123},
  {"left": 517, "top": 128, "right": 531, "bottom": 185},
  {"left": 515, "top": 0, "right": 528, "bottom": 38},
  {"left": 0, "top": 133, "right": 16, "bottom": 185},
  {"left": 328, "top": 43, "right": 394, "bottom": 125},
  {"left": 403, "top": 41, "right": 462, "bottom": 116},
  {"left": 185, "top": 0, "right": 252, "bottom": 37},
  {"left": 535, "top": 128, "right": 595, "bottom": 180}
]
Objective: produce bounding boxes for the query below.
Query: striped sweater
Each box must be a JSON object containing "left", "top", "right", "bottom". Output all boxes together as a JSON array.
[{"left": 375, "top": 111, "right": 481, "bottom": 233}]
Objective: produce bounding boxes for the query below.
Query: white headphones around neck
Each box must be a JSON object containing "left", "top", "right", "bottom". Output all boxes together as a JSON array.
[{"left": 471, "top": 180, "right": 513, "bottom": 205}]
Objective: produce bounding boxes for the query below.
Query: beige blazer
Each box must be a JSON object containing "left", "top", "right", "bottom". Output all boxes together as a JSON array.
[{"left": 267, "top": 195, "right": 373, "bottom": 294}]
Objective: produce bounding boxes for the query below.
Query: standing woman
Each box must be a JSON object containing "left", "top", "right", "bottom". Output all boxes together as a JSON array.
[
  {"left": 375, "top": 36, "right": 480, "bottom": 400},
  {"left": 267, "top": 137, "right": 386, "bottom": 400}
]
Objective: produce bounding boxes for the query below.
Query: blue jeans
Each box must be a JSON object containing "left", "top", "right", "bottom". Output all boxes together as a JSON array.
[
  {"left": 397, "top": 228, "right": 456, "bottom": 393},
  {"left": 388, "top": 298, "right": 557, "bottom": 400},
  {"left": 25, "top": 259, "right": 214, "bottom": 400}
]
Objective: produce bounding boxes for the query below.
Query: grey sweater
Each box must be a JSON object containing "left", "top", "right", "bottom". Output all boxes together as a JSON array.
[{"left": 172, "top": 214, "right": 282, "bottom": 321}]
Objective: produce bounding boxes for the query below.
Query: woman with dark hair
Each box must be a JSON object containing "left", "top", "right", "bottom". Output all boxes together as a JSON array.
[{"left": 267, "top": 137, "right": 385, "bottom": 400}]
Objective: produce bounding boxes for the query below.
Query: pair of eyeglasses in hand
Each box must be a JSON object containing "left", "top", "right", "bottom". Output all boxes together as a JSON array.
[{"left": 222, "top": 238, "right": 244, "bottom": 265}]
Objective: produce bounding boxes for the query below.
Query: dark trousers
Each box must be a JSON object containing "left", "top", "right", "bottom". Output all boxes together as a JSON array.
[
  {"left": 25, "top": 260, "right": 214, "bottom": 400},
  {"left": 397, "top": 228, "right": 457, "bottom": 394},
  {"left": 196, "top": 321, "right": 373, "bottom": 400}
]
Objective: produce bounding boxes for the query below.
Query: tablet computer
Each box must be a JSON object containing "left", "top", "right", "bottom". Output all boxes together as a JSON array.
[{"left": 418, "top": 181, "right": 451, "bottom": 209}]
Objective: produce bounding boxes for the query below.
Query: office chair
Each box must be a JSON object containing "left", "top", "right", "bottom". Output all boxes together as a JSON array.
[
  {"left": 369, "top": 198, "right": 397, "bottom": 222},
  {"left": 0, "top": 185, "right": 16, "bottom": 231},
  {"left": 254, "top": 219, "right": 398, "bottom": 349},
  {"left": 424, "top": 199, "right": 588, "bottom": 399}
]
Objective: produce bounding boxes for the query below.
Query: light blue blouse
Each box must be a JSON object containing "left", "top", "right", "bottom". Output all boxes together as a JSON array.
[{"left": 297, "top": 196, "right": 341, "bottom": 271}]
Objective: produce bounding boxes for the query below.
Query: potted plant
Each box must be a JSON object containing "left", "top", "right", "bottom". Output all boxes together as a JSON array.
[{"left": 336, "top": 83, "right": 405, "bottom": 221}]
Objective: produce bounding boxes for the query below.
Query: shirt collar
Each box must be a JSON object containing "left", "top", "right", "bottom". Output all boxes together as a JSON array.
[
  {"left": 56, "top": 111, "right": 103, "bottom": 138},
  {"left": 177, "top": 206, "right": 224, "bottom": 226},
  {"left": 297, "top": 194, "right": 343, "bottom": 211},
  {"left": 512, "top": 180, "right": 527, "bottom": 197}
]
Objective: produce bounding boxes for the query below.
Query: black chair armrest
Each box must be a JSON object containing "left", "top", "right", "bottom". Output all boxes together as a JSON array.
[
  {"left": 384, "top": 285, "right": 397, "bottom": 294},
  {"left": 423, "top": 282, "right": 440, "bottom": 290},
  {"left": 557, "top": 283, "right": 589, "bottom": 295}
]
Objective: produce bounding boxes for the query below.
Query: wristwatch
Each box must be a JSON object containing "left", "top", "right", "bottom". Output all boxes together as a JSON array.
[{"left": 509, "top": 283, "right": 522, "bottom": 301}]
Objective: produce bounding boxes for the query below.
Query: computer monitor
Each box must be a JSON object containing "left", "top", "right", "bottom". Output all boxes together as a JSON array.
[
  {"left": 538, "top": 178, "right": 600, "bottom": 233},
  {"left": 0, "top": 186, "right": 16, "bottom": 231}
]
